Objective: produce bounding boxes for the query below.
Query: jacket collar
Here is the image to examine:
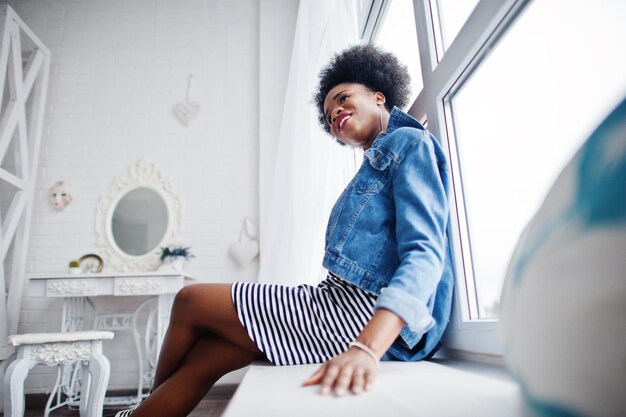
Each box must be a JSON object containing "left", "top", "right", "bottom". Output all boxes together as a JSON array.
[
  {"left": 386, "top": 106, "right": 425, "bottom": 133},
  {"left": 369, "top": 107, "right": 425, "bottom": 150}
]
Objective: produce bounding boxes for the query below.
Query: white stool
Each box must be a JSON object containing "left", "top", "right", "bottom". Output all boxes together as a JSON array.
[{"left": 1, "top": 331, "right": 114, "bottom": 417}]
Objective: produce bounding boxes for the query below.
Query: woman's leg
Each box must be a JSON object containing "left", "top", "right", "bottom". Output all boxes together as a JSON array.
[
  {"left": 151, "top": 283, "right": 261, "bottom": 390},
  {"left": 131, "top": 334, "right": 256, "bottom": 417}
]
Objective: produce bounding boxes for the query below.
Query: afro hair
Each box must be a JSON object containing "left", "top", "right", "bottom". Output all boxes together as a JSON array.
[{"left": 313, "top": 43, "right": 411, "bottom": 135}]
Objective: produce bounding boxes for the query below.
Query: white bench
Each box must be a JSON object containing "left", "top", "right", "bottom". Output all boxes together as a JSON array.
[{"left": 222, "top": 360, "right": 526, "bottom": 417}]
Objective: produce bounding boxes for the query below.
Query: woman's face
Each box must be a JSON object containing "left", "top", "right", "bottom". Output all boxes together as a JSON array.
[{"left": 323, "top": 83, "right": 386, "bottom": 149}]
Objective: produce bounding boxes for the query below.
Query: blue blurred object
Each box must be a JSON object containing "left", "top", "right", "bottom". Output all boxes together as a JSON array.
[{"left": 500, "top": 98, "right": 626, "bottom": 417}]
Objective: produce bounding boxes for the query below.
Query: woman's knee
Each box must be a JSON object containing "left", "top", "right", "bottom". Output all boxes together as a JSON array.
[
  {"left": 171, "top": 284, "right": 206, "bottom": 319},
  {"left": 169, "top": 283, "right": 248, "bottom": 342},
  {"left": 171, "top": 283, "right": 232, "bottom": 321}
]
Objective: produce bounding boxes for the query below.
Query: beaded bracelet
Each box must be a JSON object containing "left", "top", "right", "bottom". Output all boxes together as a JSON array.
[{"left": 349, "top": 341, "right": 380, "bottom": 366}]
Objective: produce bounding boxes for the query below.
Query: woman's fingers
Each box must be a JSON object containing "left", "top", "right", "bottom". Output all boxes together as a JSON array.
[
  {"left": 350, "top": 368, "right": 366, "bottom": 394},
  {"left": 332, "top": 366, "right": 354, "bottom": 396},
  {"left": 364, "top": 369, "right": 371, "bottom": 391},
  {"left": 303, "top": 350, "right": 377, "bottom": 396},
  {"left": 302, "top": 363, "right": 326, "bottom": 386},
  {"left": 319, "top": 364, "right": 340, "bottom": 395}
]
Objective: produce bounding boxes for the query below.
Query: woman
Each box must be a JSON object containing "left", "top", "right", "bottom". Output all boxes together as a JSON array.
[{"left": 115, "top": 44, "right": 453, "bottom": 417}]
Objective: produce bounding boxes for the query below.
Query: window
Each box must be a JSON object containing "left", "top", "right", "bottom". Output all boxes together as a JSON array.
[
  {"left": 432, "top": 0, "right": 479, "bottom": 58},
  {"left": 365, "top": 0, "right": 626, "bottom": 354},
  {"left": 446, "top": 0, "right": 626, "bottom": 319},
  {"left": 371, "top": 0, "right": 423, "bottom": 104}
]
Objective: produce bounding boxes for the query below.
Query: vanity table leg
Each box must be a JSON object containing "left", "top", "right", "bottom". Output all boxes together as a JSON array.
[{"left": 61, "top": 297, "right": 87, "bottom": 332}]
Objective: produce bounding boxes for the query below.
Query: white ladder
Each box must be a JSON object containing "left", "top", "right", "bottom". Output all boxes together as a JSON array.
[{"left": 0, "top": 4, "right": 51, "bottom": 361}]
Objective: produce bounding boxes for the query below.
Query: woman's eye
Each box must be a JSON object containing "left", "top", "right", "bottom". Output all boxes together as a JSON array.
[{"left": 339, "top": 94, "right": 349, "bottom": 103}]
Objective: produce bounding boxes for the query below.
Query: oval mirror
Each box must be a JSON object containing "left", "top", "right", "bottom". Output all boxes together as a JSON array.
[
  {"left": 96, "top": 159, "right": 182, "bottom": 272},
  {"left": 111, "top": 187, "right": 168, "bottom": 256}
]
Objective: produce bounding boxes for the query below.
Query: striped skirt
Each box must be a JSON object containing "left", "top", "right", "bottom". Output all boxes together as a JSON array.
[{"left": 231, "top": 273, "right": 377, "bottom": 366}]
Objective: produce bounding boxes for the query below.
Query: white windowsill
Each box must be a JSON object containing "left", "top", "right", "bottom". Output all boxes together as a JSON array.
[{"left": 221, "top": 356, "right": 526, "bottom": 417}]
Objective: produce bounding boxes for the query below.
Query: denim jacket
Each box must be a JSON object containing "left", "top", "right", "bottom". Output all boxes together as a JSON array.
[{"left": 323, "top": 107, "right": 454, "bottom": 361}]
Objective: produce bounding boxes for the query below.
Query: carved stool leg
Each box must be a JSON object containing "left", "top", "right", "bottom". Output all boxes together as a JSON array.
[
  {"left": 0, "top": 353, "right": 17, "bottom": 414},
  {"left": 3, "top": 350, "right": 35, "bottom": 417},
  {"left": 80, "top": 342, "right": 110, "bottom": 417}
]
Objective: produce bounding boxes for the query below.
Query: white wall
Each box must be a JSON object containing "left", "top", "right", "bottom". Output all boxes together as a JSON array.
[{"left": 6, "top": 0, "right": 265, "bottom": 393}]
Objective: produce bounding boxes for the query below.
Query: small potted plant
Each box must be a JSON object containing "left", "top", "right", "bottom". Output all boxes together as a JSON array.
[
  {"left": 157, "top": 246, "right": 194, "bottom": 272},
  {"left": 68, "top": 259, "right": 81, "bottom": 274}
]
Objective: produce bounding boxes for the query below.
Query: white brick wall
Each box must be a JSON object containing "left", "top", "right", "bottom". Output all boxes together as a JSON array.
[{"left": 6, "top": 0, "right": 261, "bottom": 392}]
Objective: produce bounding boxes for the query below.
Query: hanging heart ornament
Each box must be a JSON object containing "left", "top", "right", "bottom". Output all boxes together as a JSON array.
[
  {"left": 173, "top": 74, "right": 201, "bottom": 126},
  {"left": 228, "top": 240, "right": 259, "bottom": 267},
  {"left": 173, "top": 101, "right": 201, "bottom": 126},
  {"left": 228, "top": 217, "right": 259, "bottom": 267}
]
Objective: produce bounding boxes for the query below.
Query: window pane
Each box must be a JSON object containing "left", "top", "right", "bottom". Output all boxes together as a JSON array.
[
  {"left": 435, "top": 0, "right": 479, "bottom": 53},
  {"left": 374, "top": 0, "right": 422, "bottom": 104},
  {"left": 449, "top": 0, "right": 626, "bottom": 318}
]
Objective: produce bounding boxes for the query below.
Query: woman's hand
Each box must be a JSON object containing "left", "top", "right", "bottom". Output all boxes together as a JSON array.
[
  {"left": 303, "top": 308, "right": 404, "bottom": 396},
  {"left": 302, "top": 347, "right": 378, "bottom": 396}
]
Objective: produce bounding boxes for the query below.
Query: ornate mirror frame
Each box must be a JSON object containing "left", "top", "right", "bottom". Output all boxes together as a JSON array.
[{"left": 95, "top": 159, "right": 182, "bottom": 272}]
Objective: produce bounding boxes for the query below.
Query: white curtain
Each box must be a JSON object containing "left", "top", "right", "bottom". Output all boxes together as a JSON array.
[{"left": 258, "top": 0, "right": 361, "bottom": 286}]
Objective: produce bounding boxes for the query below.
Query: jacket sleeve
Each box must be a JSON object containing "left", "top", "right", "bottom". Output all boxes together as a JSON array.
[{"left": 373, "top": 130, "right": 450, "bottom": 337}]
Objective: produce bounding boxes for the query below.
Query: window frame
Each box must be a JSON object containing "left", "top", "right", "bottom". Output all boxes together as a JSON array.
[
  {"left": 366, "top": 0, "right": 533, "bottom": 356},
  {"left": 358, "top": 0, "right": 389, "bottom": 40}
]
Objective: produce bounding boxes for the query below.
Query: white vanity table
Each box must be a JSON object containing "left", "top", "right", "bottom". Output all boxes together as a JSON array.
[
  {"left": 28, "top": 271, "right": 185, "bottom": 354},
  {"left": 27, "top": 271, "right": 187, "bottom": 408}
]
